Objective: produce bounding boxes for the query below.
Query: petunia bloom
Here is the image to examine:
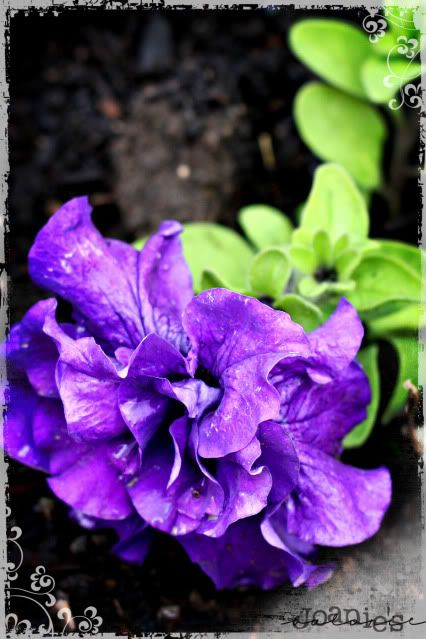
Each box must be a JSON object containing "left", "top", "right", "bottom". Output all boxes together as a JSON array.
[{"left": 3, "top": 196, "right": 391, "bottom": 591}]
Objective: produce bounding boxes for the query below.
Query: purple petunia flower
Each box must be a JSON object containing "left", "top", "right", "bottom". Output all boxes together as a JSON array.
[{"left": 3, "top": 196, "right": 391, "bottom": 591}]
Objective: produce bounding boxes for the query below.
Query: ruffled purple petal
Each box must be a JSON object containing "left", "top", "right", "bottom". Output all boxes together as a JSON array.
[
  {"left": 258, "top": 421, "right": 299, "bottom": 512},
  {"left": 226, "top": 436, "right": 262, "bottom": 473},
  {"left": 183, "top": 290, "right": 309, "bottom": 457},
  {"left": 119, "top": 335, "right": 218, "bottom": 452},
  {"left": 179, "top": 518, "right": 291, "bottom": 590},
  {"left": 3, "top": 382, "right": 50, "bottom": 471},
  {"left": 119, "top": 376, "right": 172, "bottom": 454},
  {"left": 112, "top": 518, "right": 152, "bottom": 564},
  {"left": 72, "top": 510, "right": 152, "bottom": 564},
  {"left": 29, "top": 197, "right": 145, "bottom": 348},
  {"left": 33, "top": 398, "right": 69, "bottom": 451},
  {"left": 171, "top": 379, "right": 221, "bottom": 419},
  {"left": 126, "top": 333, "right": 189, "bottom": 380},
  {"left": 127, "top": 425, "right": 201, "bottom": 535},
  {"left": 7, "top": 299, "right": 59, "bottom": 397},
  {"left": 260, "top": 514, "right": 334, "bottom": 589},
  {"left": 48, "top": 441, "right": 134, "bottom": 520},
  {"left": 204, "top": 460, "right": 272, "bottom": 537},
  {"left": 284, "top": 443, "right": 392, "bottom": 547},
  {"left": 138, "top": 220, "right": 193, "bottom": 353},
  {"left": 44, "top": 316, "right": 126, "bottom": 441},
  {"left": 306, "top": 298, "right": 364, "bottom": 382},
  {"left": 109, "top": 440, "right": 141, "bottom": 479},
  {"left": 275, "top": 361, "right": 370, "bottom": 456}
]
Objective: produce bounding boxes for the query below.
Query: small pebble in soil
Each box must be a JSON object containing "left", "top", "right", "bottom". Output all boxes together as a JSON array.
[
  {"left": 157, "top": 604, "right": 181, "bottom": 622},
  {"left": 176, "top": 163, "right": 191, "bottom": 179}
]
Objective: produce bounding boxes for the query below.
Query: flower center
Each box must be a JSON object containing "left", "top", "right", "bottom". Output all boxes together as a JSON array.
[
  {"left": 314, "top": 265, "right": 338, "bottom": 283},
  {"left": 195, "top": 365, "right": 220, "bottom": 389}
]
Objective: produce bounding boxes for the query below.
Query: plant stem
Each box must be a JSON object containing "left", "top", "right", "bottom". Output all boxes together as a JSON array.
[{"left": 382, "top": 107, "right": 419, "bottom": 219}]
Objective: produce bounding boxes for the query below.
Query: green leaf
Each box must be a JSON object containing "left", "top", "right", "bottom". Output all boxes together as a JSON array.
[
  {"left": 298, "top": 276, "right": 329, "bottom": 299},
  {"left": 289, "top": 245, "right": 318, "bottom": 274},
  {"left": 249, "top": 248, "right": 291, "bottom": 300},
  {"left": 368, "top": 303, "right": 422, "bottom": 335},
  {"left": 133, "top": 236, "right": 147, "bottom": 250},
  {"left": 335, "top": 248, "right": 362, "bottom": 279},
  {"left": 375, "top": 240, "right": 421, "bottom": 277},
  {"left": 301, "top": 164, "right": 370, "bottom": 243},
  {"left": 333, "top": 234, "right": 350, "bottom": 257},
  {"left": 359, "top": 299, "right": 411, "bottom": 321},
  {"left": 238, "top": 205, "right": 293, "bottom": 250},
  {"left": 371, "top": 29, "right": 403, "bottom": 57},
  {"left": 179, "top": 222, "right": 254, "bottom": 293},
  {"left": 347, "top": 254, "right": 421, "bottom": 311},
  {"left": 383, "top": 335, "right": 418, "bottom": 422},
  {"left": 289, "top": 19, "right": 372, "bottom": 98},
  {"left": 361, "top": 56, "right": 422, "bottom": 103},
  {"left": 384, "top": 3, "right": 419, "bottom": 37},
  {"left": 294, "top": 83, "right": 387, "bottom": 189},
  {"left": 274, "top": 294, "right": 324, "bottom": 331},
  {"left": 200, "top": 269, "right": 230, "bottom": 292},
  {"left": 343, "top": 345, "right": 380, "bottom": 448},
  {"left": 326, "top": 279, "right": 356, "bottom": 294},
  {"left": 312, "top": 230, "right": 333, "bottom": 266},
  {"left": 291, "top": 227, "right": 312, "bottom": 247}
]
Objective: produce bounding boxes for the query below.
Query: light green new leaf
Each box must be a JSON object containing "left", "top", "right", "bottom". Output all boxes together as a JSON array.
[
  {"left": 289, "top": 19, "right": 372, "bottom": 98},
  {"left": 343, "top": 345, "right": 380, "bottom": 448},
  {"left": 348, "top": 254, "right": 421, "bottom": 311},
  {"left": 376, "top": 239, "right": 421, "bottom": 277},
  {"left": 369, "top": 303, "right": 422, "bottom": 336},
  {"left": 298, "top": 276, "right": 329, "bottom": 299},
  {"left": 238, "top": 205, "right": 293, "bottom": 250},
  {"left": 294, "top": 83, "right": 387, "bottom": 189},
  {"left": 335, "top": 248, "right": 362, "bottom": 279},
  {"left": 249, "top": 248, "right": 291, "bottom": 300},
  {"left": 200, "top": 269, "right": 230, "bottom": 292},
  {"left": 313, "top": 230, "right": 333, "bottom": 266},
  {"left": 133, "top": 236, "right": 147, "bottom": 250},
  {"left": 371, "top": 29, "right": 403, "bottom": 57},
  {"left": 274, "top": 293, "right": 324, "bottom": 331},
  {"left": 289, "top": 245, "right": 318, "bottom": 274},
  {"left": 301, "top": 163, "right": 369, "bottom": 242},
  {"left": 333, "top": 233, "right": 350, "bottom": 258},
  {"left": 357, "top": 242, "right": 423, "bottom": 333},
  {"left": 383, "top": 335, "right": 418, "bottom": 422},
  {"left": 362, "top": 56, "right": 422, "bottom": 104},
  {"left": 179, "top": 222, "right": 254, "bottom": 293},
  {"left": 359, "top": 299, "right": 411, "bottom": 321},
  {"left": 384, "top": 3, "right": 419, "bottom": 37}
]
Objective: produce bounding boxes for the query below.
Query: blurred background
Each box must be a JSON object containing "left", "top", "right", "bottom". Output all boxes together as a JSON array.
[{"left": 7, "top": 8, "right": 422, "bottom": 634}]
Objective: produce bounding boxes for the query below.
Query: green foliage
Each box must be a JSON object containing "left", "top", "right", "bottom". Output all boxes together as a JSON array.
[
  {"left": 289, "top": 13, "right": 422, "bottom": 193},
  {"left": 294, "top": 83, "right": 386, "bottom": 189},
  {"left": 347, "top": 253, "right": 421, "bottom": 311},
  {"left": 299, "top": 163, "right": 369, "bottom": 241},
  {"left": 343, "top": 345, "right": 380, "bottom": 448},
  {"left": 383, "top": 336, "right": 418, "bottom": 422},
  {"left": 361, "top": 56, "right": 422, "bottom": 103},
  {"left": 289, "top": 16, "right": 422, "bottom": 105},
  {"left": 289, "top": 19, "right": 373, "bottom": 99},
  {"left": 199, "top": 269, "right": 229, "bottom": 291},
  {"left": 249, "top": 248, "right": 291, "bottom": 300},
  {"left": 232, "top": 162, "right": 423, "bottom": 441},
  {"left": 238, "top": 205, "right": 293, "bottom": 250},
  {"left": 274, "top": 294, "right": 324, "bottom": 331},
  {"left": 179, "top": 223, "right": 254, "bottom": 293}
]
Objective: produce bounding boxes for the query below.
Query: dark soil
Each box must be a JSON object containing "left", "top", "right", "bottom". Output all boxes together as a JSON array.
[{"left": 7, "top": 8, "right": 422, "bottom": 635}]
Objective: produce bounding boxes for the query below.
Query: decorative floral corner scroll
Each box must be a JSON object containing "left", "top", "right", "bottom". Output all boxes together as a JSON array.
[
  {"left": 5, "top": 507, "right": 103, "bottom": 636},
  {"left": 362, "top": 7, "right": 422, "bottom": 110}
]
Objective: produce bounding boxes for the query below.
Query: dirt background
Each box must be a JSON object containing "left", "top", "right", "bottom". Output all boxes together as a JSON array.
[{"left": 6, "top": 8, "right": 423, "bottom": 634}]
